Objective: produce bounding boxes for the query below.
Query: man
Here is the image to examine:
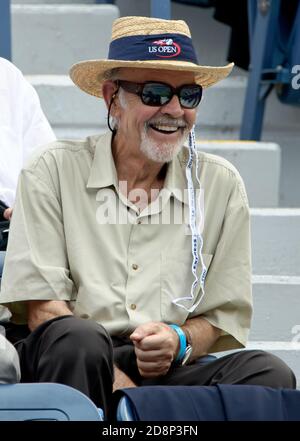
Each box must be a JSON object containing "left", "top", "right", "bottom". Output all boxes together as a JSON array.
[{"left": 0, "top": 16, "right": 295, "bottom": 417}]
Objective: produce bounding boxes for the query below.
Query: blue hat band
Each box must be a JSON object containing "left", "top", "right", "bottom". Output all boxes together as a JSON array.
[{"left": 108, "top": 33, "right": 198, "bottom": 64}]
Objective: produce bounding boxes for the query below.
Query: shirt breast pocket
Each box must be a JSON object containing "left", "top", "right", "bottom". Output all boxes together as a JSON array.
[{"left": 160, "top": 250, "right": 213, "bottom": 324}]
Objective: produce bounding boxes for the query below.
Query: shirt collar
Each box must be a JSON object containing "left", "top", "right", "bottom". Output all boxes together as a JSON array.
[{"left": 86, "top": 131, "right": 118, "bottom": 189}]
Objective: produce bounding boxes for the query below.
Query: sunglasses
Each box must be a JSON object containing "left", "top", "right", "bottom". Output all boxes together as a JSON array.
[{"left": 116, "top": 80, "right": 203, "bottom": 109}]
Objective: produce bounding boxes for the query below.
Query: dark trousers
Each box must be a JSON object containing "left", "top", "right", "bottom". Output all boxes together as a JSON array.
[{"left": 15, "top": 316, "right": 296, "bottom": 417}]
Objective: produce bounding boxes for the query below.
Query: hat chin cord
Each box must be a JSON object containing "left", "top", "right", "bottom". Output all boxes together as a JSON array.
[
  {"left": 107, "top": 92, "right": 118, "bottom": 133},
  {"left": 171, "top": 126, "right": 207, "bottom": 313}
]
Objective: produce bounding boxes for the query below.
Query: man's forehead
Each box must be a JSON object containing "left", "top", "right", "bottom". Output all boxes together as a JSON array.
[{"left": 116, "top": 68, "right": 196, "bottom": 84}]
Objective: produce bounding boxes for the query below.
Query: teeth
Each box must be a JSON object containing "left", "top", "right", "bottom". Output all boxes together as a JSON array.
[{"left": 153, "top": 125, "right": 179, "bottom": 132}]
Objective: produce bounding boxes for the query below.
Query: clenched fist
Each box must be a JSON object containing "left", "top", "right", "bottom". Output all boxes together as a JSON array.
[{"left": 130, "top": 321, "right": 180, "bottom": 378}]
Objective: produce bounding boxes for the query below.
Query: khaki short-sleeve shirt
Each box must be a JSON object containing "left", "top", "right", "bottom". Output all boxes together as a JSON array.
[{"left": 0, "top": 132, "right": 252, "bottom": 352}]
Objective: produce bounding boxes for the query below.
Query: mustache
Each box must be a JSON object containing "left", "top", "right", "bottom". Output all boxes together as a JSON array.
[{"left": 146, "top": 117, "right": 188, "bottom": 128}]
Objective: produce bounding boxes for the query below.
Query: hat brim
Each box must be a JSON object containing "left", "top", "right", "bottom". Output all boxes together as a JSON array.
[{"left": 69, "top": 59, "right": 234, "bottom": 98}]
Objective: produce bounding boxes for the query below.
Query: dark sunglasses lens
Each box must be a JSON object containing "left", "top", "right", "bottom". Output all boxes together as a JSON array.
[
  {"left": 142, "top": 83, "right": 172, "bottom": 106},
  {"left": 180, "top": 85, "right": 202, "bottom": 108}
]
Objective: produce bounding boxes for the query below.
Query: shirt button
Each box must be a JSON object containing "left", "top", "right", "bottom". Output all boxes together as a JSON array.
[
  {"left": 130, "top": 304, "right": 137, "bottom": 310},
  {"left": 132, "top": 264, "right": 139, "bottom": 270}
]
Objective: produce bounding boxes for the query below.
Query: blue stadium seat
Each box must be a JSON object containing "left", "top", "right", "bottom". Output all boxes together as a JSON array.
[
  {"left": 0, "top": 383, "right": 104, "bottom": 421},
  {"left": 116, "top": 395, "right": 138, "bottom": 421}
]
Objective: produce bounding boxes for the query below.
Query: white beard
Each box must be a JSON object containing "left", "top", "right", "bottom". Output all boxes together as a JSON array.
[{"left": 140, "top": 126, "right": 189, "bottom": 163}]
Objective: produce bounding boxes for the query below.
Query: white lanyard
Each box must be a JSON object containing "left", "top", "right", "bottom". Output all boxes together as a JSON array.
[{"left": 172, "top": 127, "right": 207, "bottom": 313}]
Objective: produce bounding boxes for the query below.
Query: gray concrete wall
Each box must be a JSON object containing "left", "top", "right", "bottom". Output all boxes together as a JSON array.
[
  {"left": 251, "top": 209, "right": 300, "bottom": 275},
  {"left": 11, "top": 5, "right": 119, "bottom": 74},
  {"left": 251, "top": 277, "right": 300, "bottom": 341},
  {"left": 198, "top": 141, "right": 280, "bottom": 207}
]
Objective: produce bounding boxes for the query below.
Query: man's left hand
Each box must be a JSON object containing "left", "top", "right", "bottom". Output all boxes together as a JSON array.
[{"left": 130, "top": 322, "right": 179, "bottom": 378}]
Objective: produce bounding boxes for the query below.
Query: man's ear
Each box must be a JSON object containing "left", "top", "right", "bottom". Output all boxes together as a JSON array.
[{"left": 102, "top": 81, "right": 118, "bottom": 109}]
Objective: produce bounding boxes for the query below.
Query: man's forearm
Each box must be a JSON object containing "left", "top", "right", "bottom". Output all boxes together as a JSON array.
[
  {"left": 27, "top": 300, "right": 73, "bottom": 331},
  {"left": 181, "top": 316, "right": 221, "bottom": 361}
]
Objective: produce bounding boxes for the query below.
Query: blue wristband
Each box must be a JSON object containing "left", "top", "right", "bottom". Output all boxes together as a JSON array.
[{"left": 169, "top": 324, "right": 187, "bottom": 362}]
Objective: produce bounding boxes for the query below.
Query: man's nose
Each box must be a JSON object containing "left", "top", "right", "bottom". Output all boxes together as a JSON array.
[{"left": 161, "top": 95, "right": 184, "bottom": 118}]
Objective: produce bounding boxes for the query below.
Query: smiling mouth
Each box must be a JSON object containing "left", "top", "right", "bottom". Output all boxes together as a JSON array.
[{"left": 149, "top": 124, "right": 185, "bottom": 134}]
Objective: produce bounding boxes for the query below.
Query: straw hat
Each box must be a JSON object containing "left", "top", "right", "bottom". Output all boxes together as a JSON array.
[{"left": 70, "top": 16, "right": 234, "bottom": 98}]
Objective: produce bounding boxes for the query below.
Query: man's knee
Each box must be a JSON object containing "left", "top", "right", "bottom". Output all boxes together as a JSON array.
[
  {"left": 259, "top": 350, "right": 296, "bottom": 389},
  {"left": 243, "top": 350, "right": 296, "bottom": 389},
  {"left": 39, "top": 316, "right": 113, "bottom": 366}
]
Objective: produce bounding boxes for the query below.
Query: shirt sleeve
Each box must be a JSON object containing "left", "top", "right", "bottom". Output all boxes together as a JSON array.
[
  {"left": 189, "top": 174, "right": 253, "bottom": 352},
  {"left": 0, "top": 159, "right": 77, "bottom": 324}
]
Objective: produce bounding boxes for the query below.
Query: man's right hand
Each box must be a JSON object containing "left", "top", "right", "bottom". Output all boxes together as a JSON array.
[{"left": 130, "top": 322, "right": 179, "bottom": 378}]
